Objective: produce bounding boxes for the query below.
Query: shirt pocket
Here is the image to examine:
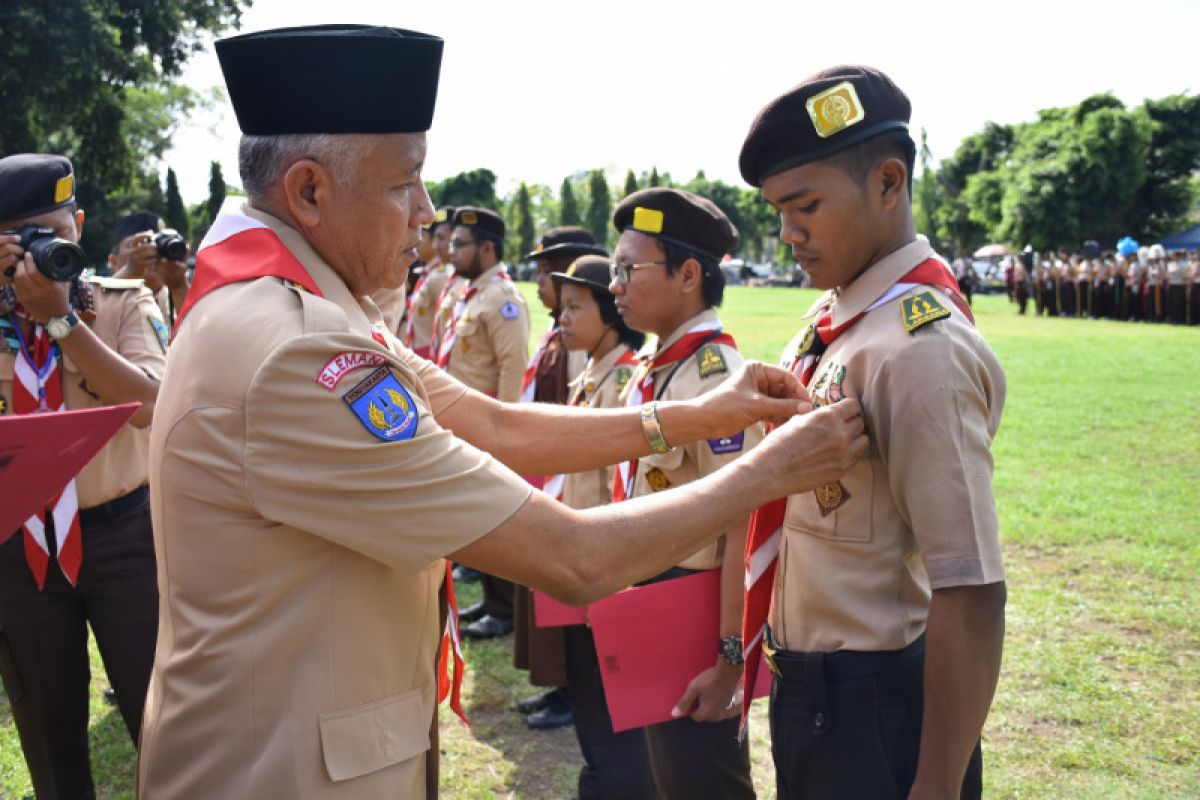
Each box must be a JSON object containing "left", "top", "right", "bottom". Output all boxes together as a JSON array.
[
  {"left": 318, "top": 685, "right": 432, "bottom": 782},
  {"left": 784, "top": 458, "right": 873, "bottom": 543}
]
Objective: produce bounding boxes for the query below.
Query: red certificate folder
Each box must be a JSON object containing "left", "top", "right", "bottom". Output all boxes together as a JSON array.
[
  {"left": 0, "top": 402, "right": 140, "bottom": 542},
  {"left": 533, "top": 588, "right": 588, "bottom": 627},
  {"left": 589, "top": 569, "right": 772, "bottom": 732}
]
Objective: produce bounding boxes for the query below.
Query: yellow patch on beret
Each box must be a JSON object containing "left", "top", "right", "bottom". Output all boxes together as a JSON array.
[
  {"left": 54, "top": 175, "right": 74, "bottom": 203},
  {"left": 806, "top": 81, "right": 865, "bottom": 139},
  {"left": 632, "top": 207, "right": 664, "bottom": 234},
  {"left": 434, "top": 208, "right": 448, "bottom": 222},
  {"left": 461, "top": 210, "right": 478, "bottom": 225}
]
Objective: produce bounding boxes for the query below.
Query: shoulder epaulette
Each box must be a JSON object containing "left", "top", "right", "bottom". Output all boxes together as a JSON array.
[
  {"left": 87, "top": 275, "right": 144, "bottom": 291},
  {"left": 900, "top": 290, "right": 951, "bottom": 333}
]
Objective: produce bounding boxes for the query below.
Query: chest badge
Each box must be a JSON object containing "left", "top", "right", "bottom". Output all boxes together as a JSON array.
[
  {"left": 814, "top": 481, "right": 850, "bottom": 517},
  {"left": 645, "top": 467, "right": 672, "bottom": 492},
  {"left": 343, "top": 366, "right": 419, "bottom": 442},
  {"left": 697, "top": 344, "right": 728, "bottom": 378}
]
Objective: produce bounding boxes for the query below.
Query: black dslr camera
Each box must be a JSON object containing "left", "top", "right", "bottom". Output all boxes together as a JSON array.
[
  {"left": 5, "top": 224, "right": 86, "bottom": 282},
  {"left": 154, "top": 230, "right": 188, "bottom": 262}
]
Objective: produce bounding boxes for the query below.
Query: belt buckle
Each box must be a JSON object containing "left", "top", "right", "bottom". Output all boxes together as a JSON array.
[{"left": 762, "top": 639, "right": 782, "bottom": 677}]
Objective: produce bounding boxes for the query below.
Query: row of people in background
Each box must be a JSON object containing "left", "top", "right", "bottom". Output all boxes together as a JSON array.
[{"left": 1005, "top": 246, "right": 1200, "bottom": 324}]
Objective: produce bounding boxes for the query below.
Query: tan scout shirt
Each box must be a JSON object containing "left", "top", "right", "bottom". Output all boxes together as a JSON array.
[
  {"left": 622, "top": 310, "right": 764, "bottom": 570},
  {"left": 445, "top": 263, "right": 530, "bottom": 401},
  {"left": 770, "top": 237, "right": 1007, "bottom": 653},
  {"left": 369, "top": 284, "right": 407, "bottom": 336},
  {"left": 406, "top": 261, "right": 450, "bottom": 349},
  {"left": 0, "top": 277, "right": 166, "bottom": 508},
  {"left": 561, "top": 344, "right": 637, "bottom": 511},
  {"left": 139, "top": 204, "right": 533, "bottom": 800}
]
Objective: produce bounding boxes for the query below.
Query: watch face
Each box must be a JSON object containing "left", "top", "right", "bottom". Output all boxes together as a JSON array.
[{"left": 47, "top": 318, "right": 70, "bottom": 338}]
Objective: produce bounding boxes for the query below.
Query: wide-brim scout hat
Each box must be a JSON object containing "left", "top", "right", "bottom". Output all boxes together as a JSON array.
[
  {"left": 452, "top": 206, "right": 506, "bottom": 243},
  {"left": 551, "top": 254, "right": 614, "bottom": 294},
  {"left": 0, "top": 154, "right": 76, "bottom": 222},
  {"left": 739, "top": 65, "right": 912, "bottom": 187},
  {"left": 216, "top": 25, "right": 443, "bottom": 134},
  {"left": 526, "top": 226, "right": 608, "bottom": 261},
  {"left": 612, "top": 187, "right": 738, "bottom": 262}
]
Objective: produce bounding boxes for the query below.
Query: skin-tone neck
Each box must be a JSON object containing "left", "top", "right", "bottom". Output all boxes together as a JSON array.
[
  {"left": 588, "top": 325, "right": 619, "bottom": 362},
  {"left": 846, "top": 211, "right": 915, "bottom": 291},
  {"left": 652, "top": 283, "right": 707, "bottom": 343}
]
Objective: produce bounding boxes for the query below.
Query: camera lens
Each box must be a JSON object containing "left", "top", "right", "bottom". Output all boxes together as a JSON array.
[
  {"left": 26, "top": 235, "right": 86, "bottom": 282},
  {"left": 155, "top": 231, "right": 188, "bottom": 262}
]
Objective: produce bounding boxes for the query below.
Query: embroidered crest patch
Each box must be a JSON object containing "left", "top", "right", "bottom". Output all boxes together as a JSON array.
[
  {"left": 814, "top": 480, "right": 850, "bottom": 517},
  {"left": 806, "top": 81, "right": 865, "bottom": 139},
  {"left": 645, "top": 467, "right": 672, "bottom": 492},
  {"left": 708, "top": 432, "right": 745, "bottom": 455},
  {"left": 500, "top": 301, "right": 520, "bottom": 320},
  {"left": 316, "top": 351, "right": 388, "bottom": 391},
  {"left": 696, "top": 344, "right": 728, "bottom": 378},
  {"left": 343, "top": 367, "right": 419, "bottom": 442},
  {"left": 615, "top": 366, "right": 633, "bottom": 391},
  {"left": 901, "top": 291, "right": 950, "bottom": 333},
  {"left": 147, "top": 315, "right": 169, "bottom": 353}
]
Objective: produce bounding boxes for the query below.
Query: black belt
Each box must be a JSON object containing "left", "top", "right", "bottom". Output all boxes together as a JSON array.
[
  {"left": 764, "top": 630, "right": 925, "bottom": 683},
  {"left": 80, "top": 485, "right": 149, "bottom": 526}
]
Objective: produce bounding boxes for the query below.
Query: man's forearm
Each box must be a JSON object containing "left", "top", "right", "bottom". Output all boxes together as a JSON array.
[
  {"left": 910, "top": 582, "right": 1007, "bottom": 799},
  {"left": 58, "top": 324, "right": 158, "bottom": 427}
]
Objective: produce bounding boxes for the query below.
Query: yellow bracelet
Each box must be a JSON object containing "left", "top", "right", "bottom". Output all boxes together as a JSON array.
[{"left": 640, "top": 402, "right": 673, "bottom": 454}]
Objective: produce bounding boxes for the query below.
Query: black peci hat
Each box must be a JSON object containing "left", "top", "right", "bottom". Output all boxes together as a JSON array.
[
  {"left": 0, "top": 154, "right": 76, "bottom": 223},
  {"left": 612, "top": 188, "right": 737, "bottom": 262},
  {"left": 112, "top": 212, "right": 162, "bottom": 245},
  {"left": 452, "top": 206, "right": 506, "bottom": 243},
  {"left": 526, "top": 226, "right": 607, "bottom": 261},
  {"left": 739, "top": 65, "right": 912, "bottom": 187},
  {"left": 216, "top": 25, "right": 443, "bottom": 135}
]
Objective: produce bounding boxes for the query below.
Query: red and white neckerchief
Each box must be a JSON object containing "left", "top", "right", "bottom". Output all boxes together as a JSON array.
[
  {"left": 611, "top": 321, "right": 736, "bottom": 502},
  {"left": 428, "top": 270, "right": 463, "bottom": 362},
  {"left": 402, "top": 259, "right": 440, "bottom": 348},
  {"left": 181, "top": 206, "right": 473, "bottom": 724},
  {"left": 434, "top": 268, "right": 510, "bottom": 369},
  {"left": 738, "top": 256, "right": 971, "bottom": 736},
  {"left": 519, "top": 321, "right": 559, "bottom": 404},
  {"left": 543, "top": 347, "right": 640, "bottom": 502},
  {"left": 11, "top": 317, "right": 82, "bottom": 589}
]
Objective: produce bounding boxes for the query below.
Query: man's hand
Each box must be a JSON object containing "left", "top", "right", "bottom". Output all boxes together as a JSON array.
[
  {"left": 124, "top": 232, "right": 159, "bottom": 279},
  {"left": 12, "top": 253, "right": 70, "bottom": 321},
  {"left": 0, "top": 233, "right": 24, "bottom": 283},
  {"left": 753, "top": 399, "right": 868, "bottom": 499},
  {"left": 671, "top": 660, "right": 743, "bottom": 722},
  {"left": 691, "top": 361, "right": 812, "bottom": 438},
  {"left": 145, "top": 253, "right": 190, "bottom": 295}
]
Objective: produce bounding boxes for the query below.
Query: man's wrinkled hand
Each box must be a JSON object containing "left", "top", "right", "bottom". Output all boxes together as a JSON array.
[
  {"left": 756, "top": 399, "right": 868, "bottom": 499},
  {"left": 699, "top": 361, "right": 812, "bottom": 437},
  {"left": 671, "top": 662, "right": 742, "bottom": 723}
]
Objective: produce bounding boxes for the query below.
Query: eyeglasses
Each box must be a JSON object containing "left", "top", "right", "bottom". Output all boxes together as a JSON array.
[
  {"left": 449, "top": 238, "right": 477, "bottom": 250},
  {"left": 609, "top": 259, "right": 667, "bottom": 284}
]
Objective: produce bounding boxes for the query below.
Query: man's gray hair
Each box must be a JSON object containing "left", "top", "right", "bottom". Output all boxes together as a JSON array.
[{"left": 238, "top": 134, "right": 369, "bottom": 199}]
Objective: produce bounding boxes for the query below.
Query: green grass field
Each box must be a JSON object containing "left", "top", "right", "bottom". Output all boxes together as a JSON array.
[{"left": 2, "top": 287, "right": 1197, "bottom": 798}]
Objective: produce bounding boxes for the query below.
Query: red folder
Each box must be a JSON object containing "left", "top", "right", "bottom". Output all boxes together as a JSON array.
[
  {"left": 589, "top": 569, "right": 773, "bottom": 732},
  {"left": 0, "top": 403, "right": 140, "bottom": 541},
  {"left": 533, "top": 588, "right": 588, "bottom": 627}
]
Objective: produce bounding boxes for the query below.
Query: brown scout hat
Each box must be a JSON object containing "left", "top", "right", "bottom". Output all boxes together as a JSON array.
[
  {"left": 551, "top": 254, "right": 614, "bottom": 294},
  {"left": 526, "top": 226, "right": 608, "bottom": 261},
  {"left": 452, "top": 206, "right": 505, "bottom": 243},
  {"left": 611, "top": 187, "right": 738, "bottom": 262}
]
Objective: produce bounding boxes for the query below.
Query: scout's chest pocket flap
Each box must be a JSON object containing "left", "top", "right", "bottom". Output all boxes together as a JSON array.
[{"left": 318, "top": 685, "right": 432, "bottom": 782}]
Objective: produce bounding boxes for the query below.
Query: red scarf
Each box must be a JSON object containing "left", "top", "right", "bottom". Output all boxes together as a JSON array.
[
  {"left": 434, "top": 269, "right": 510, "bottom": 369},
  {"left": 11, "top": 318, "right": 81, "bottom": 589},
  {"left": 519, "top": 323, "right": 559, "bottom": 404},
  {"left": 611, "top": 322, "right": 735, "bottom": 502},
  {"left": 739, "top": 256, "right": 971, "bottom": 735},
  {"left": 179, "top": 209, "right": 470, "bottom": 724},
  {"left": 401, "top": 259, "right": 440, "bottom": 348}
]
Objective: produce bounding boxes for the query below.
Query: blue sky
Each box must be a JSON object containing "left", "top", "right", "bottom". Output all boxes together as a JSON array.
[{"left": 165, "top": 0, "right": 1200, "bottom": 202}]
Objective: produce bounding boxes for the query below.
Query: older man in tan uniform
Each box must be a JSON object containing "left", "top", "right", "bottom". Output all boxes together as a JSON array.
[
  {"left": 138, "top": 26, "right": 869, "bottom": 799},
  {"left": 0, "top": 154, "right": 163, "bottom": 799},
  {"left": 739, "top": 66, "right": 1007, "bottom": 799}
]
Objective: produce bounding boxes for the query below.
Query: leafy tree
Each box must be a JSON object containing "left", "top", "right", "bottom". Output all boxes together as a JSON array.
[
  {"left": 913, "top": 128, "right": 946, "bottom": 252},
  {"left": 206, "top": 161, "right": 227, "bottom": 225},
  {"left": 648, "top": 167, "right": 661, "bottom": 187},
  {"left": 1128, "top": 94, "right": 1200, "bottom": 238},
  {"left": 429, "top": 168, "right": 499, "bottom": 210},
  {"left": 164, "top": 167, "right": 190, "bottom": 240},
  {"left": 623, "top": 169, "right": 639, "bottom": 198},
  {"left": 513, "top": 182, "right": 535, "bottom": 263},
  {"left": 585, "top": 170, "right": 612, "bottom": 246},
  {"left": 560, "top": 178, "right": 582, "bottom": 226}
]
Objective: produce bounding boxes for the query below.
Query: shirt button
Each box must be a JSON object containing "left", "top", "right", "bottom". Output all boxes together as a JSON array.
[{"left": 813, "top": 711, "right": 827, "bottom": 731}]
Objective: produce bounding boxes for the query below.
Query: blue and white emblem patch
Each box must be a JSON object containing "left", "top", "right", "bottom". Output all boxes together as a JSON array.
[
  {"left": 147, "top": 315, "right": 169, "bottom": 353},
  {"left": 500, "top": 301, "right": 520, "bottom": 320},
  {"left": 343, "top": 366, "right": 419, "bottom": 442}
]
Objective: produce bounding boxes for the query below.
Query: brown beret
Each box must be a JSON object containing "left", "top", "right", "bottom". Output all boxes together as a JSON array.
[
  {"left": 612, "top": 188, "right": 738, "bottom": 262},
  {"left": 551, "top": 254, "right": 614, "bottom": 294},
  {"left": 426, "top": 206, "right": 456, "bottom": 232},
  {"left": 739, "top": 65, "right": 911, "bottom": 187},
  {"left": 0, "top": 154, "right": 76, "bottom": 223},
  {"left": 452, "top": 206, "right": 506, "bottom": 242},
  {"left": 526, "top": 226, "right": 607, "bottom": 261}
]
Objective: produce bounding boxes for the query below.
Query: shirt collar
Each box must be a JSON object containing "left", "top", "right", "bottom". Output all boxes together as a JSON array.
[
  {"left": 831, "top": 236, "right": 936, "bottom": 327},
  {"left": 470, "top": 262, "right": 507, "bottom": 288},
  {"left": 654, "top": 308, "right": 720, "bottom": 359}
]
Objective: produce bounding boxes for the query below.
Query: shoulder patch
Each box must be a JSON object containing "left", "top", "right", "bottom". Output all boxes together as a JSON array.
[
  {"left": 615, "top": 366, "right": 633, "bottom": 391},
  {"left": 499, "top": 301, "right": 520, "bottom": 320},
  {"left": 87, "top": 275, "right": 143, "bottom": 291},
  {"left": 343, "top": 366, "right": 419, "bottom": 442},
  {"left": 317, "top": 350, "right": 389, "bottom": 391},
  {"left": 147, "top": 315, "right": 169, "bottom": 353},
  {"left": 901, "top": 291, "right": 951, "bottom": 333},
  {"left": 696, "top": 344, "right": 728, "bottom": 378}
]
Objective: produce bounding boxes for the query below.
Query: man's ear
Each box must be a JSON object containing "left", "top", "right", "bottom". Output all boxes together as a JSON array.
[
  {"left": 877, "top": 157, "right": 907, "bottom": 211},
  {"left": 281, "top": 159, "right": 329, "bottom": 229}
]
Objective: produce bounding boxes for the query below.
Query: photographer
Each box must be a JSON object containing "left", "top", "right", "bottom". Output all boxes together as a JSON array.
[
  {"left": 108, "top": 210, "right": 191, "bottom": 327},
  {"left": 0, "top": 154, "right": 163, "bottom": 798}
]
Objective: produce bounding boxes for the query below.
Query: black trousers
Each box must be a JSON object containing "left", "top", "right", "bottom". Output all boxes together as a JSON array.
[
  {"left": 643, "top": 713, "right": 754, "bottom": 800},
  {"left": 481, "top": 572, "right": 514, "bottom": 620},
  {"left": 0, "top": 488, "right": 159, "bottom": 800},
  {"left": 563, "top": 625, "right": 657, "bottom": 800},
  {"left": 768, "top": 635, "right": 982, "bottom": 800}
]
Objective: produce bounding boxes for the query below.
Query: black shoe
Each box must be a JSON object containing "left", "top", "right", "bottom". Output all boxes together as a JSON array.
[
  {"left": 452, "top": 565, "right": 482, "bottom": 583},
  {"left": 517, "top": 688, "right": 561, "bottom": 715},
  {"left": 461, "top": 614, "right": 513, "bottom": 640},
  {"left": 458, "top": 601, "right": 486, "bottom": 624},
  {"left": 526, "top": 704, "right": 573, "bottom": 730},
  {"left": 103, "top": 687, "right": 118, "bottom": 706}
]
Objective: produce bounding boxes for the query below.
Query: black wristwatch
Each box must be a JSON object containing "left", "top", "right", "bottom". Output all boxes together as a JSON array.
[{"left": 719, "top": 635, "right": 744, "bottom": 667}]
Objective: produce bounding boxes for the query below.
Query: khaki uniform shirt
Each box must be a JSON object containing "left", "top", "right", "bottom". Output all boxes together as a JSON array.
[
  {"left": 561, "top": 344, "right": 637, "bottom": 511},
  {"left": 139, "top": 204, "right": 533, "bottom": 799},
  {"left": 444, "top": 264, "right": 529, "bottom": 401},
  {"left": 369, "top": 284, "right": 408, "bottom": 336},
  {"left": 770, "top": 238, "right": 1007, "bottom": 653},
  {"left": 621, "top": 310, "right": 764, "bottom": 570},
  {"left": 432, "top": 271, "right": 466, "bottom": 354},
  {"left": 0, "top": 276, "right": 166, "bottom": 508},
  {"left": 406, "top": 261, "right": 450, "bottom": 350}
]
